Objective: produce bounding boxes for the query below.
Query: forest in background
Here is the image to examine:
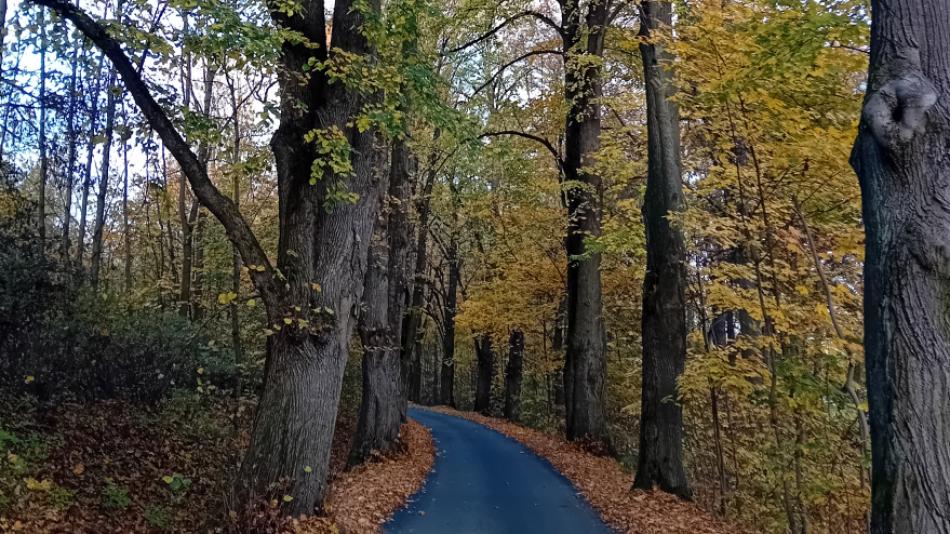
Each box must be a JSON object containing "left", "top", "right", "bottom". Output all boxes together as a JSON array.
[{"left": 0, "top": 0, "right": 890, "bottom": 531}]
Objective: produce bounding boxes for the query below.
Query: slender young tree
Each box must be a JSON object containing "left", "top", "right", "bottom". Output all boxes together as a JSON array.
[
  {"left": 37, "top": 8, "right": 48, "bottom": 248},
  {"left": 89, "top": 67, "right": 116, "bottom": 287},
  {"left": 633, "top": 0, "right": 691, "bottom": 499},
  {"left": 62, "top": 39, "right": 81, "bottom": 259},
  {"left": 851, "top": 1, "right": 950, "bottom": 532}
]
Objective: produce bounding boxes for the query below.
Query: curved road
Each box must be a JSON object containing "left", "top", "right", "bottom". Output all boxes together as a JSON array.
[{"left": 386, "top": 408, "right": 614, "bottom": 534}]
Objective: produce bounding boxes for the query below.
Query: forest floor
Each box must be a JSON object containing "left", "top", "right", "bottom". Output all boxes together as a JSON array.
[
  {"left": 0, "top": 393, "right": 434, "bottom": 533},
  {"left": 429, "top": 406, "right": 743, "bottom": 534}
]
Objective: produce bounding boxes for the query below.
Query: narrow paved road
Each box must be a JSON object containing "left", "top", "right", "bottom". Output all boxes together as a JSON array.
[{"left": 386, "top": 408, "right": 614, "bottom": 534}]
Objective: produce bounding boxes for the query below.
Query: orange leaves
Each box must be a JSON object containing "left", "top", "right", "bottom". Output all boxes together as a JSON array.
[{"left": 296, "top": 420, "right": 435, "bottom": 534}]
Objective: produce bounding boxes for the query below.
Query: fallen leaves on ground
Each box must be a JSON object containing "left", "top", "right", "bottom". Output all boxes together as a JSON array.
[
  {"left": 0, "top": 395, "right": 434, "bottom": 534},
  {"left": 296, "top": 420, "right": 435, "bottom": 534},
  {"left": 0, "top": 396, "right": 252, "bottom": 533},
  {"left": 428, "top": 406, "right": 744, "bottom": 534}
]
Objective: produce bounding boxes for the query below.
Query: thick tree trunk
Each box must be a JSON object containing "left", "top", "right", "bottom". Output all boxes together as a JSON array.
[
  {"left": 231, "top": 0, "right": 385, "bottom": 514},
  {"left": 504, "top": 329, "right": 524, "bottom": 422},
  {"left": 561, "top": 0, "right": 609, "bottom": 447},
  {"left": 350, "top": 139, "right": 414, "bottom": 465},
  {"left": 474, "top": 335, "right": 494, "bottom": 415},
  {"left": 350, "top": 229, "right": 403, "bottom": 465},
  {"left": 633, "top": 0, "right": 691, "bottom": 499},
  {"left": 90, "top": 68, "right": 117, "bottom": 288},
  {"left": 387, "top": 139, "right": 413, "bottom": 415},
  {"left": 851, "top": 2, "right": 950, "bottom": 532}
]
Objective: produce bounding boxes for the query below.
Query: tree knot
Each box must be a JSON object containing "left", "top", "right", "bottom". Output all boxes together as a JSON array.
[{"left": 863, "top": 47, "right": 938, "bottom": 150}]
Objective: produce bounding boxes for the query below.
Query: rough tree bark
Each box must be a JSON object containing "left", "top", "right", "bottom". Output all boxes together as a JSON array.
[
  {"left": 851, "top": 1, "right": 950, "bottom": 532},
  {"left": 633, "top": 0, "right": 691, "bottom": 499},
  {"left": 231, "top": 0, "right": 385, "bottom": 513},
  {"left": 504, "top": 329, "right": 524, "bottom": 422},
  {"left": 475, "top": 335, "right": 494, "bottom": 415},
  {"left": 388, "top": 139, "right": 414, "bottom": 416},
  {"left": 33, "top": 0, "right": 386, "bottom": 516},
  {"left": 561, "top": 0, "right": 610, "bottom": 447},
  {"left": 349, "top": 139, "right": 413, "bottom": 465}
]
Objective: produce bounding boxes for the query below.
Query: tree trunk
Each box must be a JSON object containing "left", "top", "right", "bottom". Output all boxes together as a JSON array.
[
  {"left": 122, "top": 122, "right": 132, "bottom": 294},
  {"left": 226, "top": 74, "right": 244, "bottom": 395},
  {"left": 350, "top": 235, "right": 402, "bottom": 463},
  {"left": 76, "top": 57, "right": 103, "bottom": 271},
  {"left": 0, "top": 0, "right": 7, "bottom": 77},
  {"left": 388, "top": 139, "right": 414, "bottom": 415},
  {"left": 474, "top": 335, "right": 494, "bottom": 415},
  {"left": 37, "top": 11, "right": 48, "bottom": 249},
  {"left": 440, "top": 236, "right": 459, "bottom": 407},
  {"left": 633, "top": 0, "right": 691, "bottom": 499},
  {"left": 192, "top": 209, "right": 205, "bottom": 317},
  {"left": 561, "top": 0, "right": 609, "bottom": 447},
  {"left": 350, "top": 139, "right": 414, "bottom": 465},
  {"left": 62, "top": 44, "right": 80, "bottom": 260},
  {"left": 851, "top": 1, "right": 950, "bottom": 531},
  {"left": 402, "top": 144, "right": 437, "bottom": 404},
  {"left": 504, "top": 329, "right": 524, "bottom": 422},
  {"left": 230, "top": 0, "right": 385, "bottom": 514},
  {"left": 90, "top": 68, "right": 118, "bottom": 288}
]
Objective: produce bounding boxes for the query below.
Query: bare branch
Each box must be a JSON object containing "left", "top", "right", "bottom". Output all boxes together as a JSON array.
[
  {"left": 479, "top": 130, "right": 563, "bottom": 175},
  {"left": 468, "top": 49, "right": 562, "bottom": 98},
  {"left": 444, "top": 10, "right": 564, "bottom": 54}
]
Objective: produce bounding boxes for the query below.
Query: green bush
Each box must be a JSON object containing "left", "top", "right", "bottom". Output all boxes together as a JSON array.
[
  {"left": 0, "top": 179, "right": 238, "bottom": 404},
  {"left": 2, "top": 290, "right": 223, "bottom": 403}
]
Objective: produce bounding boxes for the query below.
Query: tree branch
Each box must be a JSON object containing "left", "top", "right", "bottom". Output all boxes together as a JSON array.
[
  {"left": 30, "top": 0, "right": 282, "bottom": 316},
  {"left": 445, "top": 10, "right": 564, "bottom": 54},
  {"left": 468, "top": 49, "right": 562, "bottom": 98},
  {"left": 479, "top": 130, "right": 564, "bottom": 175}
]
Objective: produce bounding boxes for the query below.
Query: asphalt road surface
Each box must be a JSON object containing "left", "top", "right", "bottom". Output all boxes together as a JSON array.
[{"left": 385, "top": 408, "right": 614, "bottom": 534}]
